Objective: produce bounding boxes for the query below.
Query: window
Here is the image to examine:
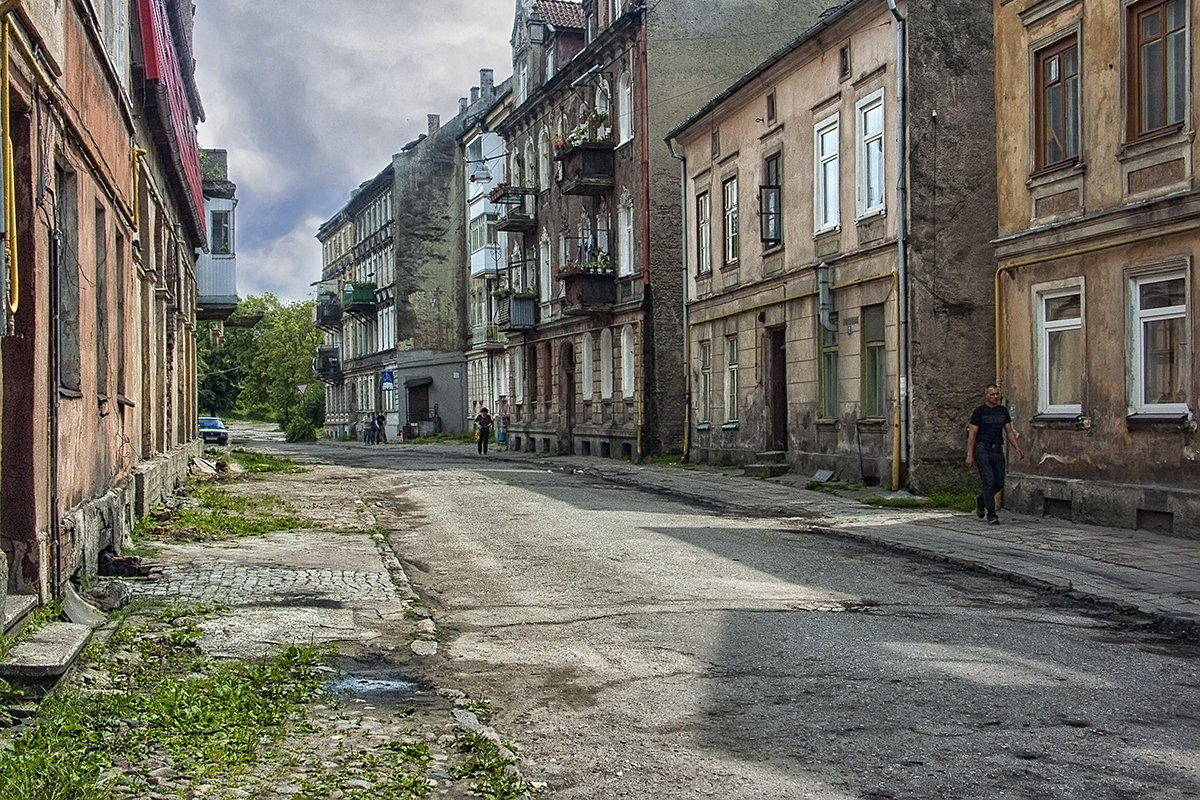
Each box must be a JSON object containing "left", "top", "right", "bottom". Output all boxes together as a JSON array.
[
  {"left": 765, "top": 91, "right": 777, "bottom": 125},
  {"left": 724, "top": 334, "right": 739, "bottom": 422},
  {"left": 1127, "top": 0, "right": 1187, "bottom": 138},
  {"left": 211, "top": 209, "right": 232, "bottom": 254},
  {"left": 95, "top": 205, "right": 109, "bottom": 398},
  {"left": 617, "top": 71, "right": 633, "bottom": 143},
  {"left": 1131, "top": 271, "right": 1188, "bottom": 412},
  {"left": 861, "top": 304, "right": 886, "bottom": 418},
  {"left": 539, "top": 233, "right": 552, "bottom": 301},
  {"left": 1037, "top": 287, "right": 1083, "bottom": 414},
  {"left": 115, "top": 232, "right": 126, "bottom": 396},
  {"left": 515, "top": 59, "right": 528, "bottom": 104},
  {"left": 819, "top": 313, "right": 839, "bottom": 420},
  {"left": 696, "top": 191, "right": 712, "bottom": 274},
  {"left": 839, "top": 44, "right": 852, "bottom": 80},
  {"left": 760, "top": 153, "right": 782, "bottom": 247},
  {"left": 55, "top": 163, "right": 81, "bottom": 393},
  {"left": 542, "top": 342, "right": 553, "bottom": 402},
  {"left": 621, "top": 325, "right": 636, "bottom": 398},
  {"left": 539, "top": 128, "right": 552, "bottom": 191},
  {"left": 711, "top": 130, "right": 720, "bottom": 159},
  {"left": 514, "top": 346, "right": 525, "bottom": 404},
  {"left": 856, "top": 91, "right": 885, "bottom": 217},
  {"left": 617, "top": 193, "right": 634, "bottom": 276},
  {"left": 698, "top": 340, "right": 712, "bottom": 423},
  {"left": 814, "top": 115, "right": 839, "bottom": 231},
  {"left": 525, "top": 140, "right": 538, "bottom": 190},
  {"left": 1036, "top": 36, "right": 1080, "bottom": 170},
  {"left": 600, "top": 328, "right": 614, "bottom": 399},
  {"left": 722, "top": 176, "right": 739, "bottom": 265},
  {"left": 582, "top": 332, "right": 594, "bottom": 397},
  {"left": 468, "top": 212, "right": 498, "bottom": 253}
]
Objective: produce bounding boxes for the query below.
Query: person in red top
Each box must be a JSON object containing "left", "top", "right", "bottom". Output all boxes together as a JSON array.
[{"left": 965, "top": 384, "right": 1025, "bottom": 525}]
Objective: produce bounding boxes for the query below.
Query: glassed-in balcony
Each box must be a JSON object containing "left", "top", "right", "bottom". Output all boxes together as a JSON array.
[
  {"left": 342, "top": 282, "right": 377, "bottom": 317},
  {"left": 314, "top": 289, "right": 342, "bottom": 332},
  {"left": 491, "top": 185, "right": 538, "bottom": 232},
  {"left": 495, "top": 293, "right": 538, "bottom": 331},
  {"left": 471, "top": 323, "right": 506, "bottom": 350}
]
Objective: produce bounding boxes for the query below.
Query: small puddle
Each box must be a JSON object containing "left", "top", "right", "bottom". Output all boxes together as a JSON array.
[{"left": 326, "top": 674, "right": 420, "bottom": 698}]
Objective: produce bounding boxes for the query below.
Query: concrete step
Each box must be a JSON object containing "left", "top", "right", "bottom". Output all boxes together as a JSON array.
[
  {"left": 753, "top": 450, "right": 788, "bottom": 464},
  {"left": 743, "top": 463, "right": 791, "bottom": 479},
  {"left": 2, "top": 594, "right": 38, "bottom": 638},
  {"left": 0, "top": 622, "right": 92, "bottom": 697}
]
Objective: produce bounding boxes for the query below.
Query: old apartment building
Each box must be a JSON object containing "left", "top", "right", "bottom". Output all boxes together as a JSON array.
[
  {"left": 668, "top": 0, "right": 997, "bottom": 491},
  {"left": 488, "top": 0, "right": 835, "bottom": 459},
  {"left": 1, "top": 0, "right": 206, "bottom": 615},
  {"left": 315, "top": 73, "right": 505, "bottom": 441},
  {"left": 994, "top": 0, "right": 1199, "bottom": 532}
]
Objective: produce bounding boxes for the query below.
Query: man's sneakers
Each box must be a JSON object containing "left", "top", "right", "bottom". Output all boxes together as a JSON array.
[
  {"left": 975, "top": 497, "right": 986, "bottom": 519},
  {"left": 987, "top": 516, "right": 999, "bottom": 525}
]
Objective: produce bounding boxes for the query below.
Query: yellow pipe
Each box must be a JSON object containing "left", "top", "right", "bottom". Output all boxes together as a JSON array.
[{"left": 2, "top": 19, "right": 16, "bottom": 318}]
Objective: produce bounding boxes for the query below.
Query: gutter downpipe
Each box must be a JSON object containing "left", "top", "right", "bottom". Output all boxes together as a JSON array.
[
  {"left": 667, "top": 136, "right": 690, "bottom": 460},
  {"left": 886, "top": 0, "right": 909, "bottom": 491},
  {"left": 636, "top": 8, "right": 649, "bottom": 460}
]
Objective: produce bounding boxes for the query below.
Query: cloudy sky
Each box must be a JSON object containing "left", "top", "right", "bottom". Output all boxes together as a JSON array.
[{"left": 192, "top": 1, "right": 516, "bottom": 304}]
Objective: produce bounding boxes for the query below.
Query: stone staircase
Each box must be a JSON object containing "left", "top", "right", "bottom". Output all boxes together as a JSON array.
[
  {"left": 743, "top": 450, "right": 792, "bottom": 479},
  {"left": 0, "top": 555, "right": 94, "bottom": 698}
]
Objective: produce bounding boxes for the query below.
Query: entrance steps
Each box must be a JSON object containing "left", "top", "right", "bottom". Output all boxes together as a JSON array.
[{"left": 743, "top": 450, "right": 791, "bottom": 479}]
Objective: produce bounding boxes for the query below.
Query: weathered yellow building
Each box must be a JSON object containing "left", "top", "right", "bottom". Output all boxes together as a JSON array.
[{"left": 994, "top": 0, "right": 1199, "bottom": 532}]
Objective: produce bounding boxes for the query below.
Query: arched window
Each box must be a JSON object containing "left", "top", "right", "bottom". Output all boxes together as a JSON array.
[
  {"left": 600, "top": 328, "right": 614, "bottom": 399},
  {"left": 595, "top": 82, "right": 611, "bottom": 137},
  {"left": 539, "top": 126, "right": 552, "bottom": 191},
  {"left": 513, "top": 347, "right": 525, "bottom": 404},
  {"left": 581, "top": 332, "right": 594, "bottom": 398},
  {"left": 539, "top": 230, "right": 553, "bottom": 302},
  {"left": 617, "top": 71, "right": 633, "bottom": 144},
  {"left": 617, "top": 188, "right": 634, "bottom": 277},
  {"left": 524, "top": 139, "right": 537, "bottom": 190},
  {"left": 621, "top": 325, "right": 636, "bottom": 398}
]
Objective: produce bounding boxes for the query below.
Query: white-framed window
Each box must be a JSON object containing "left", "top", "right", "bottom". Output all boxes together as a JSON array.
[
  {"left": 515, "top": 59, "right": 528, "bottom": 104},
  {"left": 582, "top": 332, "right": 595, "bottom": 398},
  {"left": 600, "top": 327, "right": 614, "bottom": 399},
  {"left": 617, "top": 70, "right": 633, "bottom": 143},
  {"left": 524, "top": 140, "right": 538, "bottom": 190},
  {"left": 617, "top": 191, "right": 634, "bottom": 276},
  {"left": 513, "top": 345, "right": 525, "bottom": 403},
  {"left": 596, "top": 82, "right": 611, "bottom": 137},
  {"left": 1130, "top": 269, "right": 1189, "bottom": 413},
  {"left": 539, "top": 231, "right": 553, "bottom": 302},
  {"left": 814, "top": 114, "right": 840, "bottom": 232},
  {"left": 861, "top": 303, "right": 887, "bottom": 418},
  {"left": 722, "top": 175, "right": 739, "bottom": 265},
  {"left": 698, "top": 339, "right": 712, "bottom": 423},
  {"left": 621, "top": 324, "right": 636, "bottom": 398},
  {"left": 856, "top": 90, "right": 885, "bottom": 218},
  {"left": 696, "top": 191, "right": 712, "bottom": 274},
  {"left": 1035, "top": 283, "right": 1084, "bottom": 415},
  {"left": 724, "top": 334, "right": 739, "bottom": 422}
]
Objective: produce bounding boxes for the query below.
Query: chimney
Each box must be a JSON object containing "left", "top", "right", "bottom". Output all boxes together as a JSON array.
[
  {"left": 471, "top": 87, "right": 480, "bottom": 104},
  {"left": 427, "top": 114, "right": 440, "bottom": 134},
  {"left": 459, "top": 97, "right": 469, "bottom": 114},
  {"left": 480, "top": 68, "right": 495, "bottom": 96}
]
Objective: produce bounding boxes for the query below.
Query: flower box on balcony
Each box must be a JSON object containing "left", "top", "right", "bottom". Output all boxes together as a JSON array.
[
  {"left": 559, "top": 268, "right": 615, "bottom": 315},
  {"left": 555, "top": 141, "right": 615, "bottom": 195}
]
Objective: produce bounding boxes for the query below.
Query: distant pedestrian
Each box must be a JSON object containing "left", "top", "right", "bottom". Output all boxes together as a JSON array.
[
  {"left": 965, "top": 383, "right": 1024, "bottom": 525},
  {"left": 474, "top": 407, "right": 493, "bottom": 455},
  {"left": 375, "top": 414, "right": 388, "bottom": 444},
  {"left": 366, "top": 414, "right": 378, "bottom": 445}
]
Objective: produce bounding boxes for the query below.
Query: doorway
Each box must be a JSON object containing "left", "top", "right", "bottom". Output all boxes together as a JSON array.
[
  {"left": 767, "top": 326, "right": 788, "bottom": 451},
  {"left": 559, "top": 341, "right": 576, "bottom": 454}
]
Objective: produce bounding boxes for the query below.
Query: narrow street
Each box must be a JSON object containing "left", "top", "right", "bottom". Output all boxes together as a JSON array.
[{"left": 226, "top": 436, "right": 1200, "bottom": 800}]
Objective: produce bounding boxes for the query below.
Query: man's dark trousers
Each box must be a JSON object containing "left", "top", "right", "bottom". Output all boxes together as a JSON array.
[{"left": 974, "top": 444, "right": 1006, "bottom": 520}]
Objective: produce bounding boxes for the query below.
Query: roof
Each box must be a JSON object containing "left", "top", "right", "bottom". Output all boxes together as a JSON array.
[{"left": 537, "top": 0, "right": 584, "bottom": 29}]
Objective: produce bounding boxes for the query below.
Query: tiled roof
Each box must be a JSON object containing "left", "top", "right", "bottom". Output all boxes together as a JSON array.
[{"left": 537, "top": 0, "right": 584, "bottom": 29}]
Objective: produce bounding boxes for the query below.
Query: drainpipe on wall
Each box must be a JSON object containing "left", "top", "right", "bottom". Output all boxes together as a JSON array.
[
  {"left": 817, "top": 262, "right": 837, "bottom": 333},
  {"left": 666, "top": 136, "right": 689, "bottom": 460},
  {"left": 636, "top": 9, "right": 650, "bottom": 460},
  {"left": 886, "top": 0, "right": 909, "bottom": 491}
]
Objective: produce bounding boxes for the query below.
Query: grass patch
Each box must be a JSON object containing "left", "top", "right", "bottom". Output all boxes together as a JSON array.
[
  {"left": 226, "top": 448, "right": 307, "bottom": 474},
  {"left": 452, "top": 730, "right": 535, "bottom": 799},
  {"left": 0, "top": 608, "right": 331, "bottom": 800},
  {"left": 135, "top": 486, "right": 310, "bottom": 543}
]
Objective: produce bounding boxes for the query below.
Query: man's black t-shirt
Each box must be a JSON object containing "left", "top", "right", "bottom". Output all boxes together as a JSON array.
[{"left": 970, "top": 404, "right": 1011, "bottom": 446}]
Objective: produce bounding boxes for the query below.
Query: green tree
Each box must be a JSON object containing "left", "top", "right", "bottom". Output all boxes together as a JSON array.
[{"left": 237, "top": 295, "right": 324, "bottom": 437}]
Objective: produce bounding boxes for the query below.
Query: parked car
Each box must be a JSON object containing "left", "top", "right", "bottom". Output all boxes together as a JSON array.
[{"left": 198, "top": 416, "right": 230, "bottom": 445}]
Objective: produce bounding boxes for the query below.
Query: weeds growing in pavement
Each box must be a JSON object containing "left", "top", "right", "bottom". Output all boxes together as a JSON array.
[
  {"left": 452, "top": 730, "right": 535, "bottom": 799},
  {"left": 226, "top": 448, "right": 308, "bottom": 474},
  {"left": 133, "top": 485, "right": 309, "bottom": 543}
]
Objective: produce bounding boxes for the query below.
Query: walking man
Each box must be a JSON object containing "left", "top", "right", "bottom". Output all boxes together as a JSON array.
[
  {"left": 474, "top": 407, "right": 494, "bottom": 456},
  {"left": 965, "top": 383, "right": 1024, "bottom": 524}
]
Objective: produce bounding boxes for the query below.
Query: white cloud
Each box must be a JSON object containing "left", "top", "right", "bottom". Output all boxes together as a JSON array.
[{"left": 193, "top": 0, "right": 515, "bottom": 301}]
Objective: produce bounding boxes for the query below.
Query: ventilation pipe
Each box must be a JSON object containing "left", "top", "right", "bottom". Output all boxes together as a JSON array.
[{"left": 886, "top": 0, "right": 909, "bottom": 491}]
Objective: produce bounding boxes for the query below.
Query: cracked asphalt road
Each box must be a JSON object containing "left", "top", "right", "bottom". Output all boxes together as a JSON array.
[{"left": 203, "top": 434, "right": 1200, "bottom": 799}]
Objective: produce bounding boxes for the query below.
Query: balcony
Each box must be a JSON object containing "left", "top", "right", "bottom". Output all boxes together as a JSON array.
[
  {"left": 496, "top": 294, "right": 538, "bottom": 331},
  {"left": 491, "top": 184, "right": 539, "bottom": 232},
  {"left": 471, "top": 323, "right": 506, "bottom": 350},
  {"left": 313, "top": 345, "right": 342, "bottom": 383},
  {"left": 342, "top": 282, "right": 377, "bottom": 318},
  {"left": 314, "top": 292, "right": 342, "bottom": 332},
  {"left": 556, "top": 141, "right": 614, "bottom": 196},
  {"left": 558, "top": 265, "right": 614, "bottom": 315}
]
